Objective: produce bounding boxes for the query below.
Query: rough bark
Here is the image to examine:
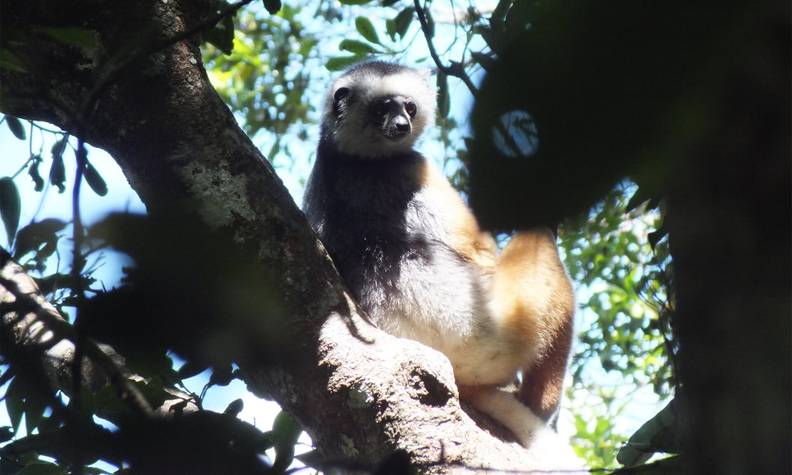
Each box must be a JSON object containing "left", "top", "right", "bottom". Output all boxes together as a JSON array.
[{"left": 0, "top": 1, "right": 582, "bottom": 472}]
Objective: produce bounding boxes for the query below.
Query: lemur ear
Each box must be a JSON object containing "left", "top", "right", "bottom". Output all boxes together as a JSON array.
[{"left": 334, "top": 87, "right": 350, "bottom": 102}]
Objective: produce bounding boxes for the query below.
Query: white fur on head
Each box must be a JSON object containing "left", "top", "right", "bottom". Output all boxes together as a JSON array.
[{"left": 323, "top": 62, "right": 436, "bottom": 158}]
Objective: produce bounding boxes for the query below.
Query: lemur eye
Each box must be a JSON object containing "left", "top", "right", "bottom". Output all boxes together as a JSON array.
[
  {"left": 334, "top": 87, "right": 350, "bottom": 102},
  {"left": 405, "top": 101, "right": 417, "bottom": 117}
]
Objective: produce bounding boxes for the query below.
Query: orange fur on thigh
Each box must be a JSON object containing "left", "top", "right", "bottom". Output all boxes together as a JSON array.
[{"left": 493, "top": 229, "right": 575, "bottom": 420}]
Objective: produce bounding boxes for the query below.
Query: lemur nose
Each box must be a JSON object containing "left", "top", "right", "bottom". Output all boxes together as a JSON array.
[{"left": 395, "top": 121, "right": 410, "bottom": 133}]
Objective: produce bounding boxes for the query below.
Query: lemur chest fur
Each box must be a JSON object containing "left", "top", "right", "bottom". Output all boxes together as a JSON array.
[{"left": 308, "top": 149, "right": 489, "bottom": 353}]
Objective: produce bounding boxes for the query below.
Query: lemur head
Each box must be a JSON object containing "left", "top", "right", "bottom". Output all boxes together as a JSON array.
[{"left": 322, "top": 61, "right": 436, "bottom": 159}]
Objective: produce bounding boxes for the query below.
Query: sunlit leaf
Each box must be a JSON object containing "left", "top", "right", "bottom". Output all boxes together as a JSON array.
[
  {"left": 326, "top": 55, "right": 359, "bottom": 71},
  {"left": 355, "top": 17, "right": 380, "bottom": 44},
  {"left": 339, "top": 39, "right": 377, "bottom": 55},
  {"left": 393, "top": 7, "right": 414, "bottom": 38}
]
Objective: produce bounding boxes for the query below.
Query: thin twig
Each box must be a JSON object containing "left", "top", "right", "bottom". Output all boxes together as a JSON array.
[{"left": 413, "top": 0, "right": 478, "bottom": 95}]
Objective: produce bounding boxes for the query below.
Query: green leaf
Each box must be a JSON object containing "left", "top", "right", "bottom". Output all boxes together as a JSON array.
[
  {"left": 263, "top": 0, "right": 282, "bottom": 14},
  {"left": 0, "top": 177, "right": 21, "bottom": 245},
  {"left": 385, "top": 19, "right": 397, "bottom": 41},
  {"left": 0, "top": 48, "right": 27, "bottom": 73},
  {"left": 326, "top": 55, "right": 360, "bottom": 71},
  {"left": 381, "top": 0, "right": 399, "bottom": 5},
  {"left": 84, "top": 161, "right": 108, "bottom": 196},
  {"left": 39, "top": 27, "right": 98, "bottom": 57},
  {"left": 355, "top": 17, "right": 380, "bottom": 44},
  {"left": 5, "top": 115, "right": 26, "bottom": 140},
  {"left": 339, "top": 39, "right": 377, "bottom": 55},
  {"left": 393, "top": 7, "right": 414, "bottom": 38},
  {"left": 15, "top": 462, "right": 68, "bottom": 475},
  {"left": 339, "top": 0, "right": 373, "bottom": 4}
]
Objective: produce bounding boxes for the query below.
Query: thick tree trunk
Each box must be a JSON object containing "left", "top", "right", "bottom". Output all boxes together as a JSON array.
[
  {"left": 0, "top": 1, "right": 581, "bottom": 471},
  {"left": 665, "top": 12, "right": 790, "bottom": 474}
]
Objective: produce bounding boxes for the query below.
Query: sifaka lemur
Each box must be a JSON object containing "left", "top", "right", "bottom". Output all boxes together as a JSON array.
[{"left": 303, "top": 61, "right": 575, "bottom": 446}]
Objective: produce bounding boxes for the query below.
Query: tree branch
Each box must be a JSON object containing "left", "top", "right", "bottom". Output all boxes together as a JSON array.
[{"left": 414, "top": 0, "right": 478, "bottom": 95}]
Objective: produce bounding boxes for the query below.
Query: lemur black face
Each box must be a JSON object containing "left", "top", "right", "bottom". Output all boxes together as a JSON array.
[{"left": 370, "top": 95, "right": 415, "bottom": 141}]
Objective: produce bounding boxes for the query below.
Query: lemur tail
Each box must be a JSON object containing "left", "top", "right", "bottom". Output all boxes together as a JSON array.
[{"left": 491, "top": 228, "right": 576, "bottom": 421}]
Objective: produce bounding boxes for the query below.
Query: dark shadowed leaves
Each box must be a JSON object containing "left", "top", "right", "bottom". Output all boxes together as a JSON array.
[
  {"left": 13, "top": 219, "right": 67, "bottom": 260},
  {"left": 205, "top": 7, "right": 235, "bottom": 55},
  {"left": 263, "top": 0, "right": 282, "bottom": 14},
  {"left": 271, "top": 410, "right": 301, "bottom": 472},
  {"left": 120, "top": 412, "right": 272, "bottom": 474},
  {"left": 467, "top": 0, "right": 753, "bottom": 230},
  {"left": 83, "top": 213, "right": 296, "bottom": 372},
  {"left": 617, "top": 398, "right": 682, "bottom": 467},
  {"left": 84, "top": 161, "right": 108, "bottom": 197},
  {"left": 0, "top": 177, "right": 21, "bottom": 245},
  {"left": 27, "top": 156, "right": 44, "bottom": 192},
  {"left": 4, "top": 116, "right": 26, "bottom": 140},
  {"left": 49, "top": 139, "right": 68, "bottom": 193}
]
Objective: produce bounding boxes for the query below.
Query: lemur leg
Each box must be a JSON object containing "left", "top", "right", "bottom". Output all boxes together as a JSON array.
[
  {"left": 491, "top": 228, "right": 575, "bottom": 421},
  {"left": 460, "top": 385, "right": 545, "bottom": 446}
]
